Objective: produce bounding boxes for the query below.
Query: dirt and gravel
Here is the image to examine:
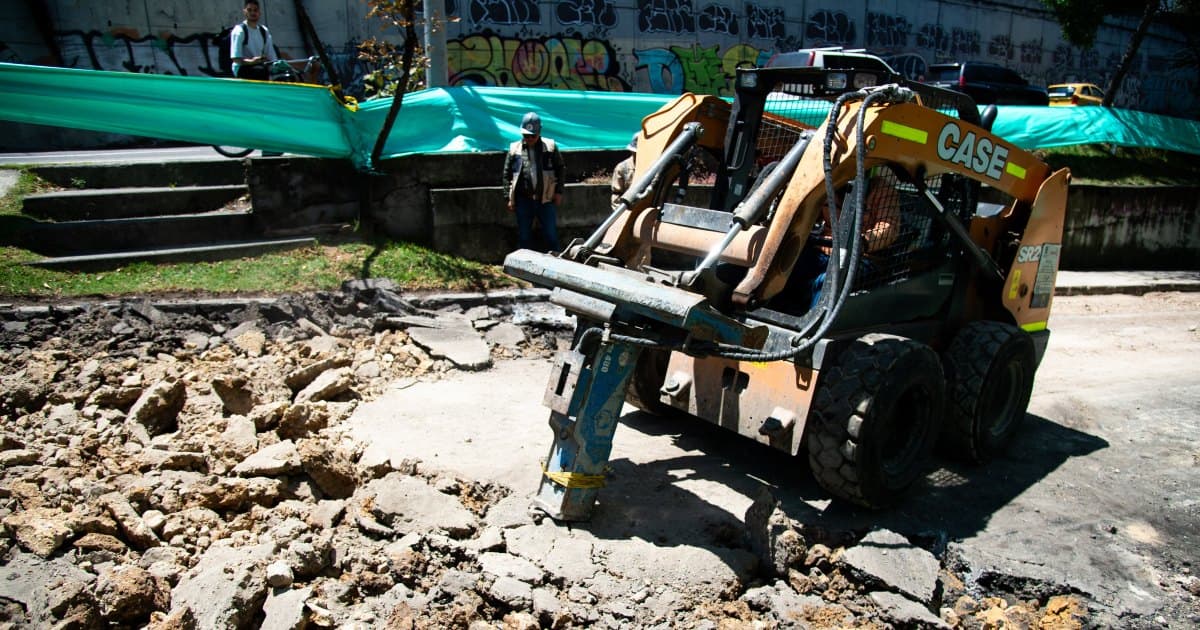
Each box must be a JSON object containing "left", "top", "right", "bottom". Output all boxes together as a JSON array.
[{"left": 0, "top": 283, "right": 1196, "bottom": 629}]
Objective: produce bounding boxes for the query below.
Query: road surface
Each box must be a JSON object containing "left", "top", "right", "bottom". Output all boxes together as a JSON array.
[{"left": 348, "top": 291, "right": 1200, "bottom": 625}]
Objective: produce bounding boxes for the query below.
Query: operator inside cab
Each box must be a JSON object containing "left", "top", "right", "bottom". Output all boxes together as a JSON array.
[{"left": 785, "top": 175, "right": 901, "bottom": 310}]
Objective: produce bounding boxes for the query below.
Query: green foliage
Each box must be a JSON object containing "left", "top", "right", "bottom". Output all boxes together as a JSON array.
[
  {"left": 359, "top": 0, "right": 428, "bottom": 99},
  {"left": 360, "top": 39, "right": 426, "bottom": 99},
  {"left": 1038, "top": 144, "right": 1200, "bottom": 185},
  {"left": 0, "top": 169, "right": 55, "bottom": 217},
  {"left": 1042, "top": 0, "right": 1107, "bottom": 47},
  {"left": 1040, "top": 0, "right": 1154, "bottom": 47}
]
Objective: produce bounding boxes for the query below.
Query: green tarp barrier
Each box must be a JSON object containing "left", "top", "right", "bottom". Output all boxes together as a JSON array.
[
  {"left": 349, "top": 84, "right": 679, "bottom": 160},
  {"left": 988, "top": 104, "right": 1200, "bottom": 155},
  {"left": 0, "top": 62, "right": 361, "bottom": 160},
  {"left": 3, "top": 62, "right": 1200, "bottom": 170}
]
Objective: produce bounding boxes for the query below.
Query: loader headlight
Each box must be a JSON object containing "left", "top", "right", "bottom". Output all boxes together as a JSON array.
[
  {"left": 826, "top": 73, "right": 847, "bottom": 90},
  {"left": 854, "top": 73, "right": 879, "bottom": 89}
]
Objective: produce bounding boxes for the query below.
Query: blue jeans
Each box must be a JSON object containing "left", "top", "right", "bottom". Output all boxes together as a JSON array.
[
  {"left": 793, "top": 246, "right": 875, "bottom": 310},
  {"left": 794, "top": 248, "right": 831, "bottom": 310},
  {"left": 515, "top": 197, "right": 560, "bottom": 251}
]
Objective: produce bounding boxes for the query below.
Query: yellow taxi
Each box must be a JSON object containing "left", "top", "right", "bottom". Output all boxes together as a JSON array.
[{"left": 1047, "top": 83, "right": 1105, "bottom": 106}]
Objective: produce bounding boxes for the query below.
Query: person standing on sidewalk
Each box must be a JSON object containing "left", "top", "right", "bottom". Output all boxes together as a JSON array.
[
  {"left": 230, "top": 0, "right": 277, "bottom": 80},
  {"left": 504, "top": 112, "right": 564, "bottom": 252}
]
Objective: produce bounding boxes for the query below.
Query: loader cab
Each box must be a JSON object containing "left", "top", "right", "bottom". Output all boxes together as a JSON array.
[{"left": 704, "top": 66, "right": 991, "bottom": 332}]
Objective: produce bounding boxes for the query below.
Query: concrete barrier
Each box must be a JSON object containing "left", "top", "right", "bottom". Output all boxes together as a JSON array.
[
  {"left": 32, "top": 160, "right": 244, "bottom": 189},
  {"left": 245, "top": 151, "right": 629, "bottom": 255},
  {"left": 430, "top": 183, "right": 615, "bottom": 261},
  {"left": 1061, "top": 184, "right": 1200, "bottom": 270},
  {"left": 244, "top": 155, "right": 1200, "bottom": 270},
  {"left": 23, "top": 185, "right": 246, "bottom": 221}
]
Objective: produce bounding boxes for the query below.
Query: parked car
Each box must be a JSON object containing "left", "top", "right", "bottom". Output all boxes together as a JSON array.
[
  {"left": 764, "top": 47, "right": 897, "bottom": 74},
  {"left": 925, "top": 62, "right": 1049, "bottom": 106},
  {"left": 763, "top": 47, "right": 900, "bottom": 92},
  {"left": 1048, "top": 82, "right": 1105, "bottom": 106}
]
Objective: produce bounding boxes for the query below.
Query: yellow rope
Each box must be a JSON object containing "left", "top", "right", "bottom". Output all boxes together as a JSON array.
[{"left": 542, "top": 467, "right": 607, "bottom": 489}]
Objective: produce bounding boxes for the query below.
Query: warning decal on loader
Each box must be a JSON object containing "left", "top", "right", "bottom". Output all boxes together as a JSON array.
[{"left": 1031, "top": 243, "right": 1061, "bottom": 309}]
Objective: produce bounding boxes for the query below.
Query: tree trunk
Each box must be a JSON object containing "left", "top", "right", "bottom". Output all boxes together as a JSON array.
[
  {"left": 370, "top": 0, "right": 418, "bottom": 169},
  {"left": 1104, "top": 0, "right": 1160, "bottom": 107}
]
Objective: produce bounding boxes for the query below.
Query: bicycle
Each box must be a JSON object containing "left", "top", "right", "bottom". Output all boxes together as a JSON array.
[{"left": 212, "top": 56, "right": 321, "bottom": 158}]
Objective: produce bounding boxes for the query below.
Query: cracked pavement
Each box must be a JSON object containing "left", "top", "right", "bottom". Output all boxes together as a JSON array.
[{"left": 0, "top": 286, "right": 1196, "bottom": 628}]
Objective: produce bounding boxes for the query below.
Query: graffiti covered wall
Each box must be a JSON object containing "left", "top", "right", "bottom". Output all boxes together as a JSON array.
[{"left": 0, "top": 0, "right": 1195, "bottom": 116}]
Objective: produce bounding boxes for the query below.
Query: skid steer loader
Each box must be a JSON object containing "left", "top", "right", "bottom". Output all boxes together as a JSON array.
[{"left": 505, "top": 64, "right": 1069, "bottom": 520}]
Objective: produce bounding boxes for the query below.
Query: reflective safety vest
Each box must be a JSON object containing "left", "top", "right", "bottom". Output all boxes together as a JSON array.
[{"left": 507, "top": 138, "right": 560, "bottom": 204}]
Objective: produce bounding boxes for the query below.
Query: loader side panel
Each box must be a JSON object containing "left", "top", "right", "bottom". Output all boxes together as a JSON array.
[{"left": 1001, "top": 168, "right": 1070, "bottom": 331}]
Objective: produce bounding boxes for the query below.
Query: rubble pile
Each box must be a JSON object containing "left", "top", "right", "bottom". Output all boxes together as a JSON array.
[{"left": 0, "top": 283, "right": 1090, "bottom": 628}]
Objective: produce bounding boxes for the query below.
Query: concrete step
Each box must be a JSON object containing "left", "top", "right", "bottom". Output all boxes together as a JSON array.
[
  {"left": 26, "top": 237, "right": 319, "bottom": 271},
  {"left": 29, "top": 159, "right": 245, "bottom": 189},
  {"left": 16, "top": 210, "right": 260, "bottom": 256},
  {"left": 22, "top": 185, "right": 248, "bottom": 221}
]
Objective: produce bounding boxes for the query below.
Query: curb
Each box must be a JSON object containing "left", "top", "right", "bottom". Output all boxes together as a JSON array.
[{"left": 1055, "top": 283, "right": 1200, "bottom": 296}]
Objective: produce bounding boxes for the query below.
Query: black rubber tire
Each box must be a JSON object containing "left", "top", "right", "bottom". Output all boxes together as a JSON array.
[
  {"left": 806, "top": 334, "right": 945, "bottom": 508},
  {"left": 212, "top": 145, "right": 253, "bottom": 158},
  {"left": 941, "top": 320, "right": 1036, "bottom": 463}
]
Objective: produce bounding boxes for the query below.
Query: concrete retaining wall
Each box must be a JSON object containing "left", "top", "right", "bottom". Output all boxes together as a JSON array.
[
  {"left": 246, "top": 153, "right": 1200, "bottom": 269},
  {"left": 244, "top": 150, "right": 622, "bottom": 245},
  {"left": 1063, "top": 184, "right": 1200, "bottom": 270}
]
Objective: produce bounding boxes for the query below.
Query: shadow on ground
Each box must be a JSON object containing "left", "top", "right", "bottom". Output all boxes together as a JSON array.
[{"left": 572, "top": 409, "right": 1108, "bottom": 558}]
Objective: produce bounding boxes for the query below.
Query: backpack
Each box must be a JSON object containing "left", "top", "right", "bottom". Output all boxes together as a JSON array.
[{"left": 216, "top": 26, "right": 234, "bottom": 77}]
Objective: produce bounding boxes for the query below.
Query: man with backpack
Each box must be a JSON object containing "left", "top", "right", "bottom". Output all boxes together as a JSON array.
[{"left": 230, "top": 0, "right": 277, "bottom": 80}]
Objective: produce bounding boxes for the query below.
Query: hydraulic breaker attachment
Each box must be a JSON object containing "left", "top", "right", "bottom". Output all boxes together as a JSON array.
[
  {"left": 505, "top": 249, "right": 768, "bottom": 520},
  {"left": 504, "top": 250, "right": 768, "bottom": 348},
  {"left": 533, "top": 339, "right": 642, "bottom": 521}
]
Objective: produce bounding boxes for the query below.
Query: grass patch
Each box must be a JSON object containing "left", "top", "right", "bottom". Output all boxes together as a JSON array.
[
  {"left": 0, "top": 168, "right": 57, "bottom": 217},
  {"left": 0, "top": 172, "right": 518, "bottom": 299},
  {"left": 0, "top": 241, "right": 518, "bottom": 300},
  {"left": 1037, "top": 145, "right": 1200, "bottom": 185}
]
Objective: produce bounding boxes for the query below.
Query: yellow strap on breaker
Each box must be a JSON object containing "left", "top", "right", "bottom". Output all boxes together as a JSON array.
[{"left": 542, "top": 467, "right": 607, "bottom": 489}]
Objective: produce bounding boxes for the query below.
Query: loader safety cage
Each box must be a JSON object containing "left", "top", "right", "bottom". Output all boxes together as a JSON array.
[{"left": 696, "top": 67, "right": 988, "bottom": 311}]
